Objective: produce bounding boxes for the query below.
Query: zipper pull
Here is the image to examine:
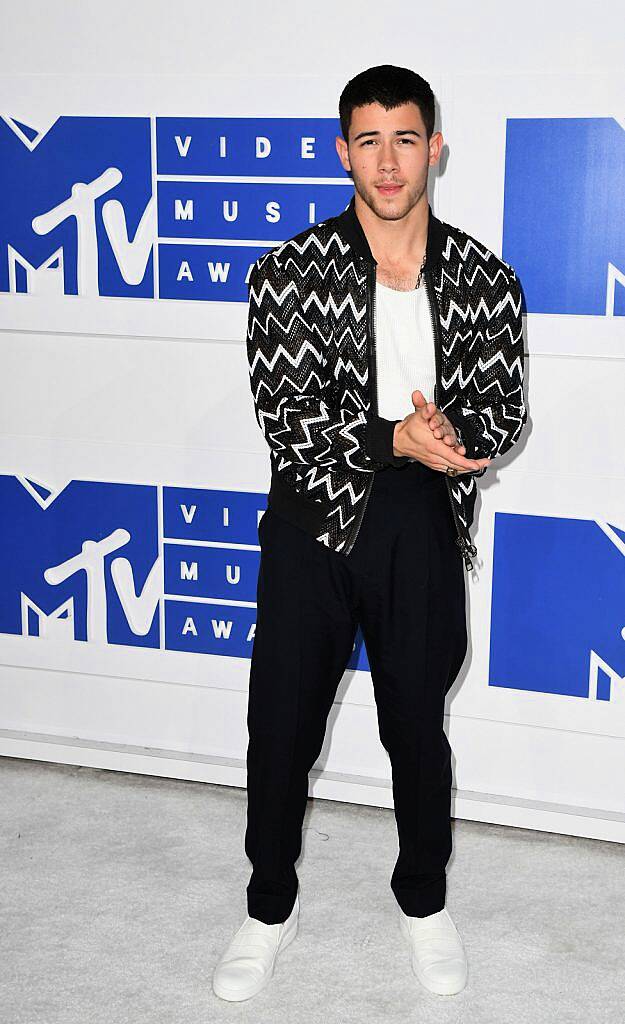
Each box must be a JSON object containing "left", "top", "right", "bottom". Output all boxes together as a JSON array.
[{"left": 455, "top": 535, "right": 477, "bottom": 571}]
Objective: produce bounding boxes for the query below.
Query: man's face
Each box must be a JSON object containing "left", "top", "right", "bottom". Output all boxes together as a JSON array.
[{"left": 336, "top": 101, "right": 442, "bottom": 221}]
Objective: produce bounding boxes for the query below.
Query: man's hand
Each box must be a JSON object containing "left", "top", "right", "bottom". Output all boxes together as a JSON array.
[
  {"left": 392, "top": 389, "right": 492, "bottom": 474},
  {"left": 411, "top": 390, "right": 465, "bottom": 449}
]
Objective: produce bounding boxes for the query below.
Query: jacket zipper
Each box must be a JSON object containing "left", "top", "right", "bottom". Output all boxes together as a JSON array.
[
  {"left": 342, "top": 260, "right": 377, "bottom": 556},
  {"left": 424, "top": 269, "right": 477, "bottom": 572}
]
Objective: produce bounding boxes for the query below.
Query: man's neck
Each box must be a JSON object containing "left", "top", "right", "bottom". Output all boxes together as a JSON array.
[{"left": 354, "top": 190, "right": 429, "bottom": 266}]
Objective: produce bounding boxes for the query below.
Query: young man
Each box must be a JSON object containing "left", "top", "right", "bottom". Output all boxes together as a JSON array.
[{"left": 213, "top": 64, "right": 527, "bottom": 1002}]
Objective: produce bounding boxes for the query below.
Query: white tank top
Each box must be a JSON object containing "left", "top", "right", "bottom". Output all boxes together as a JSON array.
[{"left": 374, "top": 279, "right": 437, "bottom": 420}]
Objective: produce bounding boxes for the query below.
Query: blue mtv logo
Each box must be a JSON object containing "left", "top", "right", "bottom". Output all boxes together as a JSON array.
[
  {"left": 0, "top": 476, "right": 161, "bottom": 647},
  {"left": 0, "top": 474, "right": 369, "bottom": 669},
  {"left": 0, "top": 115, "right": 352, "bottom": 303},
  {"left": 489, "top": 512, "right": 625, "bottom": 701},
  {"left": 503, "top": 118, "right": 625, "bottom": 316},
  {"left": 0, "top": 116, "right": 155, "bottom": 298}
]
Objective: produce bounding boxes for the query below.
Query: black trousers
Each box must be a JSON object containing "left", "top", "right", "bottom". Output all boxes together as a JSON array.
[{"left": 244, "top": 459, "right": 467, "bottom": 924}]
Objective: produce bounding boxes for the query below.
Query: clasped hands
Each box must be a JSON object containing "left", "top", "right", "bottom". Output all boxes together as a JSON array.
[{"left": 392, "top": 390, "right": 492, "bottom": 475}]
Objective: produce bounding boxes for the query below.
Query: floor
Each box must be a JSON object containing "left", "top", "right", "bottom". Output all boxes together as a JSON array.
[{"left": 1, "top": 756, "right": 623, "bottom": 1024}]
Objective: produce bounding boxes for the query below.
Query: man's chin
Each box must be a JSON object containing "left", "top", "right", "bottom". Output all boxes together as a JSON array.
[{"left": 366, "top": 190, "right": 413, "bottom": 220}]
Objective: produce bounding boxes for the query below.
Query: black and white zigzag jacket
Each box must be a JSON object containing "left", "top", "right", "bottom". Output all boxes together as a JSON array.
[{"left": 246, "top": 194, "right": 527, "bottom": 572}]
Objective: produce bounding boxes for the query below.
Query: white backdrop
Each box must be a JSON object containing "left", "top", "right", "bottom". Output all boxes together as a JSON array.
[{"left": 1, "top": 1, "right": 624, "bottom": 842}]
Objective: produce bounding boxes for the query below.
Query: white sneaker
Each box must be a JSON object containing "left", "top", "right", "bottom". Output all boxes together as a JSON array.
[
  {"left": 398, "top": 905, "right": 468, "bottom": 995},
  {"left": 212, "top": 895, "right": 299, "bottom": 1002}
]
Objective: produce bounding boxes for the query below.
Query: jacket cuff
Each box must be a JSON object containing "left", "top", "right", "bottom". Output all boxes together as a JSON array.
[
  {"left": 365, "top": 414, "right": 411, "bottom": 467},
  {"left": 444, "top": 407, "right": 479, "bottom": 459},
  {"left": 444, "top": 407, "right": 489, "bottom": 476}
]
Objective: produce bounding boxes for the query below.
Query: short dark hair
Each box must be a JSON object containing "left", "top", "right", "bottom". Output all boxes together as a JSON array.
[{"left": 339, "top": 65, "right": 436, "bottom": 143}]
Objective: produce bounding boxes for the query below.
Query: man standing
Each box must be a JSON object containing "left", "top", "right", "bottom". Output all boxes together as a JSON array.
[{"left": 213, "top": 64, "right": 527, "bottom": 1002}]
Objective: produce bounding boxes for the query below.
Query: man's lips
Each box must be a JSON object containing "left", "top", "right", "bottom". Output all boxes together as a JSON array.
[{"left": 376, "top": 183, "right": 403, "bottom": 194}]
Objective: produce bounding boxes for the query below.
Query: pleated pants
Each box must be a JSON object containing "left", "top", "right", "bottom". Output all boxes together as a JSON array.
[{"left": 244, "top": 458, "right": 467, "bottom": 924}]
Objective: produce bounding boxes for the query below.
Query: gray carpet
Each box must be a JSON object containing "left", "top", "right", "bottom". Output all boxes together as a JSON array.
[{"left": 1, "top": 756, "right": 623, "bottom": 1023}]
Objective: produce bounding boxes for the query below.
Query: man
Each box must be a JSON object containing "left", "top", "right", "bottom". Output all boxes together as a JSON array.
[{"left": 213, "top": 64, "right": 527, "bottom": 1002}]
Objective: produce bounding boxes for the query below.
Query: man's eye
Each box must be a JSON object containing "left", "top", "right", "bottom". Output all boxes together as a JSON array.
[{"left": 362, "top": 139, "right": 414, "bottom": 146}]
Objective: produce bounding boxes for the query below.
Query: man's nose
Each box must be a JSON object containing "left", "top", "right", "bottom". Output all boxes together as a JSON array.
[{"left": 378, "top": 143, "right": 399, "bottom": 171}]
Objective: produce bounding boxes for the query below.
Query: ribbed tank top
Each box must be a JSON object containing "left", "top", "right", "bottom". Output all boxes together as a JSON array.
[{"left": 374, "top": 279, "right": 437, "bottom": 420}]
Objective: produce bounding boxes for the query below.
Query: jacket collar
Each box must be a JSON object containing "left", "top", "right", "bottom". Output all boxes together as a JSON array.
[{"left": 333, "top": 193, "right": 446, "bottom": 272}]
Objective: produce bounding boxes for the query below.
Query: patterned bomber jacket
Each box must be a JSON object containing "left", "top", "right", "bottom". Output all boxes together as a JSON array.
[{"left": 245, "top": 194, "right": 527, "bottom": 572}]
